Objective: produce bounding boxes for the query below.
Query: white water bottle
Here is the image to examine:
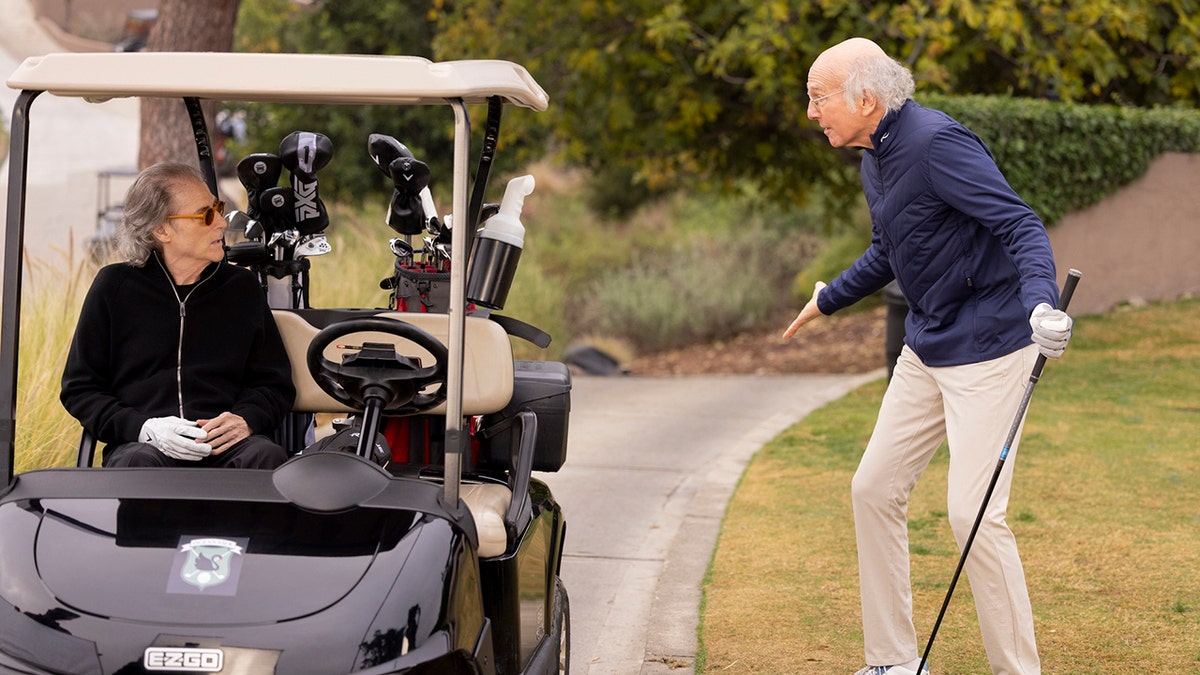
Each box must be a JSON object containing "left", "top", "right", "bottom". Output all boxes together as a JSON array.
[{"left": 467, "top": 175, "right": 534, "bottom": 309}]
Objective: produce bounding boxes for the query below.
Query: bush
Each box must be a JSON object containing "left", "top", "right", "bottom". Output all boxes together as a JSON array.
[
  {"left": 790, "top": 96, "right": 1200, "bottom": 305},
  {"left": 923, "top": 95, "right": 1200, "bottom": 224},
  {"left": 576, "top": 227, "right": 816, "bottom": 353}
]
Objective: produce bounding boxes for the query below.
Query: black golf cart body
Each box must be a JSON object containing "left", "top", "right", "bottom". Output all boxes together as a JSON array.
[{"left": 1, "top": 53, "right": 568, "bottom": 675}]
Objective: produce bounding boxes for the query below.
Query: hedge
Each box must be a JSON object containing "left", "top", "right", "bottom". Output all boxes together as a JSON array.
[
  {"left": 792, "top": 96, "right": 1200, "bottom": 304},
  {"left": 920, "top": 95, "right": 1200, "bottom": 225}
]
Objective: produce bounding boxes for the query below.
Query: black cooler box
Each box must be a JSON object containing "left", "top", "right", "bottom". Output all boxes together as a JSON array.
[{"left": 480, "top": 360, "right": 571, "bottom": 472}]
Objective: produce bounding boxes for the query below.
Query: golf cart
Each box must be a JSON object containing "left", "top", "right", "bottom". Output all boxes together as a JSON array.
[{"left": 1, "top": 53, "right": 569, "bottom": 674}]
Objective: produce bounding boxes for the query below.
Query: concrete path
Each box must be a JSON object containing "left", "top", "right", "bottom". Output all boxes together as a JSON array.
[{"left": 545, "top": 371, "right": 881, "bottom": 674}]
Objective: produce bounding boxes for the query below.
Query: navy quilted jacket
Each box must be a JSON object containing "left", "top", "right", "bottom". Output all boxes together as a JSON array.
[{"left": 817, "top": 100, "right": 1060, "bottom": 366}]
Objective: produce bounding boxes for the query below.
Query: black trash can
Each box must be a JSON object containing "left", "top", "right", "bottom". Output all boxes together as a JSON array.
[{"left": 883, "top": 280, "right": 907, "bottom": 380}]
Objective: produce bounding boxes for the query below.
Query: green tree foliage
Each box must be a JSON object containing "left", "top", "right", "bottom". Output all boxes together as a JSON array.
[
  {"left": 431, "top": 0, "right": 1200, "bottom": 213},
  {"left": 232, "top": 0, "right": 454, "bottom": 205}
]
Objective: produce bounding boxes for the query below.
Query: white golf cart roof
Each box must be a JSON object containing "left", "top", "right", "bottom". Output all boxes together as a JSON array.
[{"left": 6, "top": 52, "right": 549, "bottom": 109}]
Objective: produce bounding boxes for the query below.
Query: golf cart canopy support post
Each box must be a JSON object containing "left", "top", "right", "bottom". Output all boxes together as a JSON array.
[
  {"left": 2, "top": 53, "right": 548, "bottom": 498},
  {"left": 1, "top": 89, "right": 39, "bottom": 487}
]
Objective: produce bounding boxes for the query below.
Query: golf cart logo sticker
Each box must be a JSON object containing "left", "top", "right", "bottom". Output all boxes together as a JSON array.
[
  {"left": 167, "top": 536, "right": 248, "bottom": 595},
  {"left": 144, "top": 647, "right": 224, "bottom": 672}
]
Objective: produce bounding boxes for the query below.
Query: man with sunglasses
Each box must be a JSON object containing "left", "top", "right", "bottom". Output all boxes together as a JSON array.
[{"left": 62, "top": 162, "right": 295, "bottom": 468}]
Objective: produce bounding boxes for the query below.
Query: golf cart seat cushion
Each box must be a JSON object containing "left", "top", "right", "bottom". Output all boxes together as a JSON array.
[
  {"left": 461, "top": 482, "right": 511, "bottom": 558},
  {"left": 272, "top": 310, "right": 515, "bottom": 416}
]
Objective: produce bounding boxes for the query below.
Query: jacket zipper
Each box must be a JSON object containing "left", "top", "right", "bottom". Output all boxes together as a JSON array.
[{"left": 154, "top": 255, "right": 217, "bottom": 418}]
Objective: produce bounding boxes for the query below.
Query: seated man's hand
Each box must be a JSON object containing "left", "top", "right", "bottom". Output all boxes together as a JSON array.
[
  {"left": 1029, "top": 302, "right": 1074, "bottom": 359},
  {"left": 198, "top": 412, "right": 252, "bottom": 455},
  {"left": 139, "top": 416, "right": 212, "bottom": 461}
]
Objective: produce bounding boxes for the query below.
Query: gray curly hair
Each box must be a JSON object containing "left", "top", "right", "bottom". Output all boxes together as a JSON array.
[
  {"left": 843, "top": 54, "right": 915, "bottom": 115},
  {"left": 117, "top": 162, "right": 205, "bottom": 266}
]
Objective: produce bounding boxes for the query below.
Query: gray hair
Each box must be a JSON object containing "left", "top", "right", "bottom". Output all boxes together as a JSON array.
[
  {"left": 843, "top": 54, "right": 915, "bottom": 115},
  {"left": 117, "top": 162, "right": 205, "bottom": 266}
]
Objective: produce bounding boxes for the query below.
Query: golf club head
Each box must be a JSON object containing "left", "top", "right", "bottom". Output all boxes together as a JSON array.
[
  {"left": 291, "top": 177, "right": 329, "bottom": 236},
  {"left": 279, "top": 131, "right": 334, "bottom": 180},
  {"left": 225, "top": 240, "right": 270, "bottom": 267},
  {"left": 389, "top": 237, "right": 415, "bottom": 259},
  {"left": 387, "top": 155, "right": 431, "bottom": 195},
  {"left": 223, "top": 209, "right": 260, "bottom": 240},
  {"left": 434, "top": 219, "right": 452, "bottom": 246},
  {"left": 479, "top": 202, "right": 501, "bottom": 223},
  {"left": 268, "top": 229, "right": 299, "bottom": 251},
  {"left": 386, "top": 190, "right": 426, "bottom": 235},
  {"left": 419, "top": 186, "right": 440, "bottom": 233},
  {"left": 295, "top": 233, "right": 332, "bottom": 258},
  {"left": 258, "top": 186, "right": 294, "bottom": 237},
  {"left": 236, "top": 153, "right": 282, "bottom": 219},
  {"left": 278, "top": 131, "right": 333, "bottom": 236},
  {"left": 367, "top": 133, "right": 414, "bottom": 178}
]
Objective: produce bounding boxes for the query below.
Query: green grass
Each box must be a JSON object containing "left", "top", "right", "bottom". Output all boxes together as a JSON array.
[{"left": 699, "top": 298, "right": 1200, "bottom": 672}]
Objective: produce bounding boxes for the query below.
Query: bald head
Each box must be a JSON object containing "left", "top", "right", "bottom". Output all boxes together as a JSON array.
[
  {"left": 808, "top": 37, "right": 914, "bottom": 117},
  {"left": 810, "top": 37, "right": 888, "bottom": 85}
]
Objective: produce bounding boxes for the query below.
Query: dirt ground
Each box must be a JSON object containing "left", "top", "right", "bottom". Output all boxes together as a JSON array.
[{"left": 626, "top": 305, "right": 889, "bottom": 376}]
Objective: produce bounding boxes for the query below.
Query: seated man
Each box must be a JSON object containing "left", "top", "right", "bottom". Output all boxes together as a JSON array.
[{"left": 61, "top": 162, "right": 295, "bottom": 468}]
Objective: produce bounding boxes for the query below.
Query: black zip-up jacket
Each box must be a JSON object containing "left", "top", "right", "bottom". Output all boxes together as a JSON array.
[{"left": 61, "top": 255, "right": 295, "bottom": 445}]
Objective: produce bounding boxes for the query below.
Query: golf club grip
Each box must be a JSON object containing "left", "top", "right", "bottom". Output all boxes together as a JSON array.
[
  {"left": 1058, "top": 268, "right": 1082, "bottom": 312},
  {"left": 1030, "top": 268, "right": 1082, "bottom": 377}
]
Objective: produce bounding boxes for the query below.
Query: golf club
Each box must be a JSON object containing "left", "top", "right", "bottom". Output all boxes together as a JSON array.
[
  {"left": 367, "top": 132, "right": 432, "bottom": 236},
  {"left": 279, "top": 131, "right": 333, "bottom": 236},
  {"left": 257, "top": 185, "right": 294, "bottom": 238},
  {"left": 236, "top": 152, "right": 282, "bottom": 220},
  {"left": 917, "top": 268, "right": 1082, "bottom": 674}
]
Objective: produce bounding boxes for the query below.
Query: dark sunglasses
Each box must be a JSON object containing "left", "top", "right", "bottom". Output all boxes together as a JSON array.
[{"left": 166, "top": 199, "right": 226, "bottom": 226}]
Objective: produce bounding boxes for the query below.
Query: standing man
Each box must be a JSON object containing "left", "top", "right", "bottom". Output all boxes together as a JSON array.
[{"left": 782, "top": 38, "right": 1073, "bottom": 674}]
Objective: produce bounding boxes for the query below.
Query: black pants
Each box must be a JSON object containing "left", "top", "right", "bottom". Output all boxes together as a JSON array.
[{"left": 103, "top": 434, "right": 287, "bottom": 469}]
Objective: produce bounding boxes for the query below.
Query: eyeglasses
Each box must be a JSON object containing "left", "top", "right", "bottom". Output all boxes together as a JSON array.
[
  {"left": 806, "top": 89, "right": 844, "bottom": 112},
  {"left": 166, "top": 199, "right": 226, "bottom": 226}
]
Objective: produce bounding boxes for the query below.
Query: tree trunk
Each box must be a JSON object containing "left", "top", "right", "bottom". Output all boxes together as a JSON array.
[{"left": 137, "top": 0, "right": 241, "bottom": 171}]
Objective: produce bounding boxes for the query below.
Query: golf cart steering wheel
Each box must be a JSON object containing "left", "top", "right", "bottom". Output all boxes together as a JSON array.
[{"left": 306, "top": 317, "right": 448, "bottom": 415}]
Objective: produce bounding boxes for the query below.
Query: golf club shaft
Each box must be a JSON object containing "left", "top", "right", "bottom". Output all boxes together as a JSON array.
[{"left": 918, "top": 268, "right": 1081, "bottom": 672}]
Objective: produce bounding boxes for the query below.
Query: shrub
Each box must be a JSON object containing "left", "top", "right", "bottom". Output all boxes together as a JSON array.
[
  {"left": 923, "top": 95, "right": 1200, "bottom": 224},
  {"left": 577, "top": 227, "right": 816, "bottom": 353}
]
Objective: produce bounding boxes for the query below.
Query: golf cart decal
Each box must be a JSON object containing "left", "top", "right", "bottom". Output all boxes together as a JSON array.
[
  {"left": 143, "top": 647, "right": 224, "bottom": 672},
  {"left": 167, "top": 536, "right": 247, "bottom": 595}
]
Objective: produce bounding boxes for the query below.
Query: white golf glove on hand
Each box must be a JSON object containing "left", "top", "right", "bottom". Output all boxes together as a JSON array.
[
  {"left": 139, "top": 416, "right": 212, "bottom": 461},
  {"left": 1029, "top": 302, "right": 1073, "bottom": 359}
]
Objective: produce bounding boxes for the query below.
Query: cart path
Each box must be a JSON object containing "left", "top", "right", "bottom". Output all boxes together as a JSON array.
[{"left": 540, "top": 371, "right": 882, "bottom": 674}]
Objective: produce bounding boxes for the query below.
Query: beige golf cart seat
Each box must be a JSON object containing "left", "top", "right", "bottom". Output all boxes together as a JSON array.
[{"left": 271, "top": 309, "right": 518, "bottom": 558}]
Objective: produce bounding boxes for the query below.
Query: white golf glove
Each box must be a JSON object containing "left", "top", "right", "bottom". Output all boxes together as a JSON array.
[
  {"left": 1029, "top": 302, "right": 1073, "bottom": 359},
  {"left": 139, "top": 416, "right": 212, "bottom": 461}
]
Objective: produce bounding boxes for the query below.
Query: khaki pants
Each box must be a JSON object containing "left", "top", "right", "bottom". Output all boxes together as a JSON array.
[{"left": 853, "top": 344, "right": 1040, "bottom": 674}]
